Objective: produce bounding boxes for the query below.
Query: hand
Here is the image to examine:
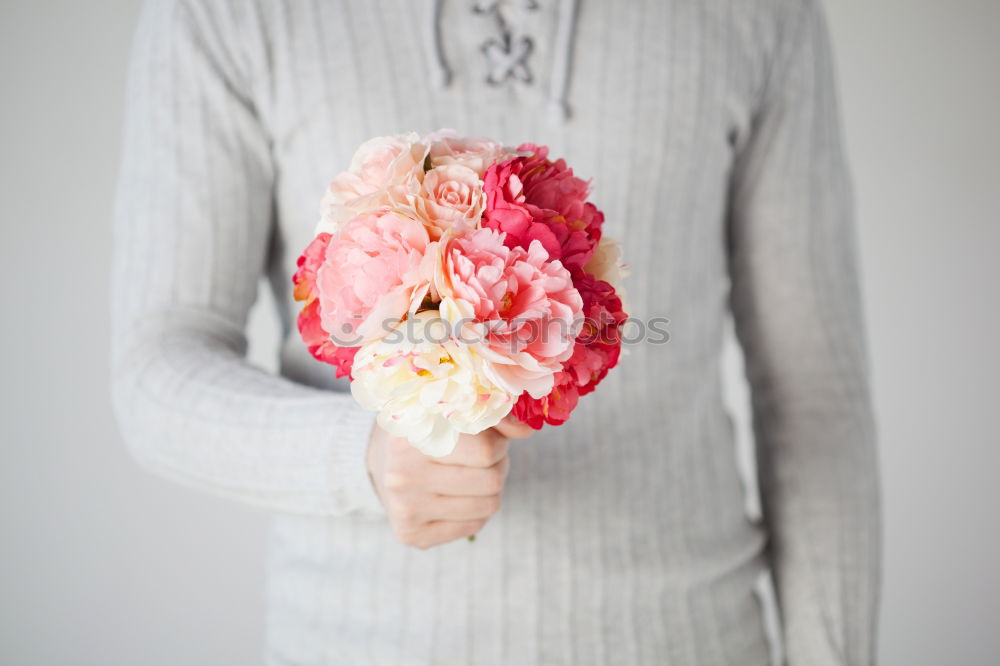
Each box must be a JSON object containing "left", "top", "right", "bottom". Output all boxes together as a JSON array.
[{"left": 366, "top": 416, "right": 533, "bottom": 549}]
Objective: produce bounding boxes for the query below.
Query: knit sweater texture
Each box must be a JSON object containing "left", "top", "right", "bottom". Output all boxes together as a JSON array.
[{"left": 110, "top": 0, "right": 880, "bottom": 664}]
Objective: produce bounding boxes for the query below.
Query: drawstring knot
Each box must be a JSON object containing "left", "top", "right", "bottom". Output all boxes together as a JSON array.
[
  {"left": 426, "top": 0, "right": 579, "bottom": 123},
  {"left": 481, "top": 32, "right": 535, "bottom": 85}
]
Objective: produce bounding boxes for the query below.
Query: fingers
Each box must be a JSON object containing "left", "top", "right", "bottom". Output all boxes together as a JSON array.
[
  {"left": 492, "top": 415, "right": 536, "bottom": 440},
  {"left": 426, "top": 457, "right": 509, "bottom": 496},
  {"left": 373, "top": 425, "right": 514, "bottom": 550},
  {"left": 394, "top": 519, "right": 487, "bottom": 550},
  {"left": 422, "top": 493, "right": 502, "bottom": 522},
  {"left": 386, "top": 491, "right": 501, "bottom": 548}
]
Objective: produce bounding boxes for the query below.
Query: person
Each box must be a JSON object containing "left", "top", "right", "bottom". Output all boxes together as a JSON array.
[{"left": 110, "top": 0, "right": 881, "bottom": 664}]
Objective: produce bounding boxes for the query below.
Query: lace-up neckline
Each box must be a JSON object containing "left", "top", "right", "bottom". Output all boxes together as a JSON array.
[{"left": 425, "top": 0, "right": 580, "bottom": 123}]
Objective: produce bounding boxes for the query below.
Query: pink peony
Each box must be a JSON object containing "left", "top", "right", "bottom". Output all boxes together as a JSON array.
[
  {"left": 318, "top": 133, "right": 428, "bottom": 232},
  {"left": 481, "top": 143, "right": 604, "bottom": 271},
  {"left": 425, "top": 129, "right": 514, "bottom": 177},
  {"left": 512, "top": 273, "right": 626, "bottom": 428},
  {"left": 291, "top": 232, "right": 358, "bottom": 378},
  {"left": 315, "top": 209, "right": 436, "bottom": 342},
  {"left": 437, "top": 228, "right": 583, "bottom": 399}
]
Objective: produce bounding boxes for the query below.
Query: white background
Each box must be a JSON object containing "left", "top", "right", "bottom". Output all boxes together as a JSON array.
[{"left": 2, "top": 1, "right": 998, "bottom": 663}]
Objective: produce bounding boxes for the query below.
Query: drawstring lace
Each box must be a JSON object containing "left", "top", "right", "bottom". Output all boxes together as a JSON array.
[
  {"left": 547, "top": 0, "right": 579, "bottom": 123},
  {"left": 426, "top": 0, "right": 579, "bottom": 123},
  {"left": 426, "top": 0, "right": 452, "bottom": 88}
]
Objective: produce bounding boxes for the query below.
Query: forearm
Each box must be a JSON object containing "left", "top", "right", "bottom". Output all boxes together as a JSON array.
[
  {"left": 727, "top": 0, "right": 882, "bottom": 660},
  {"left": 752, "top": 380, "right": 881, "bottom": 664},
  {"left": 111, "top": 307, "right": 381, "bottom": 516},
  {"left": 110, "top": 0, "right": 382, "bottom": 518}
]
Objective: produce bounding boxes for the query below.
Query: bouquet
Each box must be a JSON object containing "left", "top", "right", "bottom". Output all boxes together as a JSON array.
[{"left": 292, "top": 130, "right": 628, "bottom": 456}]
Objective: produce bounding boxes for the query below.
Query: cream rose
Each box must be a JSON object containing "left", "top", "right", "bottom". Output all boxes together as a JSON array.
[{"left": 400, "top": 164, "right": 486, "bottom": 239}]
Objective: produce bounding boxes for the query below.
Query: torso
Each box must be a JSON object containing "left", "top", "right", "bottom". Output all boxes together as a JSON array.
[{"left": 248, "top": 1, "right": 782, "bottom": 662}]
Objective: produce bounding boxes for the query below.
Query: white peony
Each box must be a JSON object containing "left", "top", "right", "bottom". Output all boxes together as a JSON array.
[
  {"left": 422, "top": 128, "right": 515, "bottom": 178},
  {"left": 316, "top": 132, "right": 428, "bottom": 234},
  {"left": 583, "top": 235, "right": 630, "bottom": 313},
  {"left": 350, "top": 311, "right": 515, "bottom": 457}
]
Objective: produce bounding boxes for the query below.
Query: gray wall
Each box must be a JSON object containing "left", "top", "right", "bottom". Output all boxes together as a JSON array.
[
  {"left": 826, "top": 2, "right": 1000, "bottom": 663},
  {"left": 1, "top": 1, "right": 997, "bottom": 664}
]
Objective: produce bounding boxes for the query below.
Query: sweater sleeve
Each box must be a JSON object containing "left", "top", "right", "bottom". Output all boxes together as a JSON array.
[
  {"left": 110, "top": 0, "right": 384, "bottom": 518},
  {"left": 726, "top": 1, "right": 881, "bottom": 663}
]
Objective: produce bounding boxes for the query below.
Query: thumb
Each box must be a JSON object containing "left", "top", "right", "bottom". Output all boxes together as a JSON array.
[{"left": 492, "top": 414, "right": 536, "bottom": 440}]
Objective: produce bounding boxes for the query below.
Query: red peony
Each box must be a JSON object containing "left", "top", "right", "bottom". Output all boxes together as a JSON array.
[
  {"left": 512, "top": 376, "right": 580, "bottom": 429},
  {"left": 481, "top": 144, "right": 603, "bottom": 271},
  {"left": 513, "top": 273, "right": 626, "bottom": 428},
  {"left": 292, "top": 232, "right": 359, "bottom": 379}
]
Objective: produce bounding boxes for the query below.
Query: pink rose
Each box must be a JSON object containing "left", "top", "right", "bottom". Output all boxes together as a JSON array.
[
  {"left": 425, "top": 129, "right": 514, "bottom": 177},
  {"left": 512, "top": 273, "right": 626, "bottom": 428},
  {"left": 318, "top": 133, "right": 428, "bottom": 232},
  {"left": 291, "top": 232, "right": 358, "bottom": 378},
  {"left": 481, "top": 143, "right": 603, "bottom": 271},
  {"left": 403, "top": 164, "right": 486, "bottom": 239},
  {"left": 437, "top": 228, "right": 583, "bottom": 398},
  {"left": 316, "top": 209, "right": 436, "bottom": 342}
]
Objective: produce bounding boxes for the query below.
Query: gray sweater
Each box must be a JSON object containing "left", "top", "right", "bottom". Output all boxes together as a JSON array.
[{"left": 110, "top": 0, "right": 880, "bottom": 663}]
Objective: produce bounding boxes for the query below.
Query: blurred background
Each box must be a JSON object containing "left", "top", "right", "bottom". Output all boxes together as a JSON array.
[{"left": 2, "top": 0, "right": 998, "bottom": 664}]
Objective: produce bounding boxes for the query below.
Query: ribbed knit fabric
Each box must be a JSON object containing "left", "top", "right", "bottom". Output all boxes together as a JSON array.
[{"left": 110, "top": 0, "right": 880, "bottom": 664}]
